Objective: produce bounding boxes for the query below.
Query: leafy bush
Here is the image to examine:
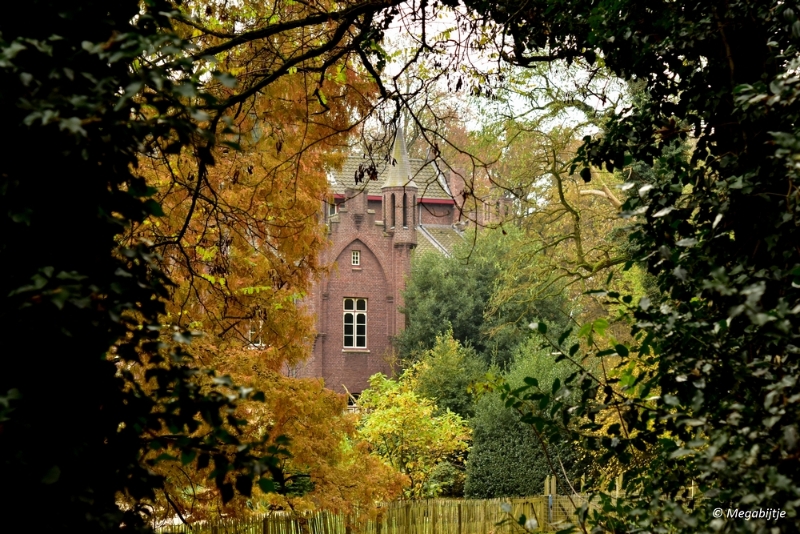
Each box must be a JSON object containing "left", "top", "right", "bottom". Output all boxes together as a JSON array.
[
  {"left": 412, "top": 332, "right": 487, "bottom": 418},
  {"left": 466, "top": 341, "right": 581, "bottom": 498}
]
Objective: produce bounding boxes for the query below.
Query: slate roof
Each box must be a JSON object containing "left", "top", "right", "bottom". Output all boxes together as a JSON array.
[
  {"left": 414, "top": 231, "right": 442, "bottom": 256},
  {"left": 416, "top": 224, "right": 465, "bottom": 257},
  {"left": 328, "top": 155, "right": 452, "bottom": 200}
]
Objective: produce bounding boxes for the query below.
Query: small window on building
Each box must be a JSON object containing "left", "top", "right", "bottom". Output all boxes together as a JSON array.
[
  {"left": 343, "top": 298, "right": 367, "bottom": 348},
  {"left": 351, "top": 250, "right": 361, "bottom": 266},
  {"left": 248, "top": 320, "right": 264, "bottom": 348}
]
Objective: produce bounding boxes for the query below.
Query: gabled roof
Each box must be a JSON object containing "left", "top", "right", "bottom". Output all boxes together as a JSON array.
[{"left": 328, "top": 156, "right": 452, "bottom": 200}]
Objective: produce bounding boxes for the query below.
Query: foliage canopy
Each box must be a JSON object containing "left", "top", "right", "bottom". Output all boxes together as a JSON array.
[
  {"left": 449, "top": 0, "right": 800, "bottom": 531},
  {"left": 399, "top": 228, "right": 568, "bottom": 368}
]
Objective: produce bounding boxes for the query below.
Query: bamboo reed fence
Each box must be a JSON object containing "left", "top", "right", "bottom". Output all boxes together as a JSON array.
[{"left": 156, "top": 495, "right": 593, "bottom": 534}]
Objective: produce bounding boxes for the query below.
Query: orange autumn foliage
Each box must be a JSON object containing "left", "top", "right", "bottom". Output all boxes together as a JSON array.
[
  {"left": 122, "top": 1, "right": 409, "bottom": 522},
  {"left": 147, "top": 346, "right": 407, "bottom": 521},
  {"left": 133, "top": 63, "right": 374, "bottom": 365}
]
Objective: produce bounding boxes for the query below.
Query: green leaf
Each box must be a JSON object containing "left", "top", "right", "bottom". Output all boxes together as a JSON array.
[
  {"left": 577, "top": 322, "right": 592, "bottom": 338},
  {"left": 181, "top": 450, "right": 197, "bottom": 466},
  {"left": 41, "top": 465, "right": 60, "bottom": 485},
  {"left": 523, "top": 377, "right": 539, "bottom": 388},
  {"left": 552, "top": 378, "right": 561, "bottom": 395},
  {"left": 213, "top": 71, "right": 237, "bottom": 88},
  {"left": 592, "top": 318, "right": 609, "bottom": 336},
  {"left": 258, "top": 478, "right": 276, "bottom": 493},
  {"left": 220, "top": 482, "right": 234, "bottom": 503},
  {"left": 143, "top": 199, "right": 164, "bottom": 216},
  {"left": 557, "top": 328, "right": 572, "bottom": 345},
  {"left": 174, "top": 82, "right": 197, "bottom": 97},
  {"left": 235, "top": 475, "right": 253, "bottom": 497},
  {"left": 197, "top": 453, "right": 210, "bottom": 470},
  {"left": 529, "top": 321, "right": 547, "bottom": 334}
]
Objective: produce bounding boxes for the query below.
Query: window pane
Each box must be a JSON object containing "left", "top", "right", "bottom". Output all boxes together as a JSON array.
[
  {"left": 344, "top": 310, "right": 354, "bottom": 347},
  {"left": 344, "top": 299, "right": 354, "bottom": 310},
  {"left": 356, "top": 335, "right": 366, "bottom": 347},
  {"left": 356, "top": 299, "right": 366, "bottom": 311}
]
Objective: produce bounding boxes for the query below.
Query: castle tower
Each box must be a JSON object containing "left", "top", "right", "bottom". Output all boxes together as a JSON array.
[
  {"left": 382, "top": 124, "right": 417, "bottom": 338},
  {"left": 382, "top": 125, "right": 418, "bottom": 246}
]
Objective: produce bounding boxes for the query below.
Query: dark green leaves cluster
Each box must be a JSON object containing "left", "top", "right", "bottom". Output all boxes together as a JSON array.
[
  {"left": 398, "top": 229, "right": 567, "bottom": 368},
  {"left": 0, "top": 2, "right": 286, "bottom": 531},
  {"left": 466, "top": 346, "right": 581, "bottom": 499}
]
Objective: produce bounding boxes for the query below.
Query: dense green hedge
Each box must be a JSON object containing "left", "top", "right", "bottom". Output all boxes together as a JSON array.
[{"left": 465, "top": 393, "right": 579, "bottom": 498}]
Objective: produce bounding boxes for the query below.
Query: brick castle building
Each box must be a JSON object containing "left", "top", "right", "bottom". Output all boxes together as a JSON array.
[{"left": 293, "top": 127, "right": 506, "bottom": 395}]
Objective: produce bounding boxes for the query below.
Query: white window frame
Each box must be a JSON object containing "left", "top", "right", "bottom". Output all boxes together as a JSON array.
[
  {"left": 343, "top": 298, "right": 367, "bottom": 348},
  {"left": 351, "top": 250, "right": 361, "bottom": 266},
  {"left": 248, "top": 320, "right": 265, "bottom": 348}
]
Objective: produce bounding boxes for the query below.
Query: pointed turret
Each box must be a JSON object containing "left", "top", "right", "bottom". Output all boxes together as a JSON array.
[
  {"left": 382, "top": 125, "right": 418, "bottom": 190},
  {"left": 381, "top": 124, "right": 417, "bottom": 247}
]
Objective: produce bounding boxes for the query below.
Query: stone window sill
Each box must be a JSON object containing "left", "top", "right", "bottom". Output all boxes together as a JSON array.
[{"left": 342, "top": 349, "right": 370, "bottom": 353}]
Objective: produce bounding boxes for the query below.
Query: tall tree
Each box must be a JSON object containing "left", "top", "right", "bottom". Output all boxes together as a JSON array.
[
  {"left": 0, "top": 2, "right": 260, "bottom": 532},
  {"left": 399, "top": 227, "right": 567, "bottom": 367},
  {"left": 411, "top": 331, "right": 487, "bottom": 419},
  {"left": 142, "top": 367, "right": 406, "bottom": 522},
  {"left": 125, "top": 2, "right": 413, "bottom": 520}
]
